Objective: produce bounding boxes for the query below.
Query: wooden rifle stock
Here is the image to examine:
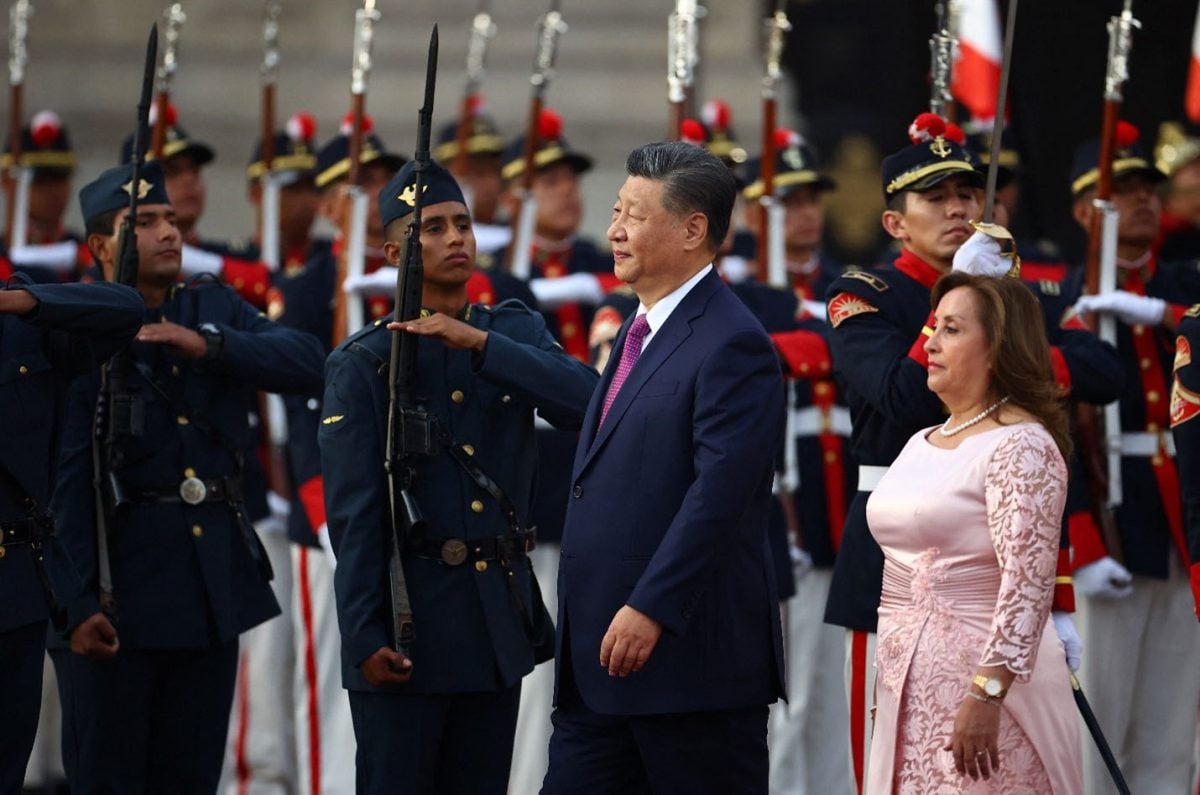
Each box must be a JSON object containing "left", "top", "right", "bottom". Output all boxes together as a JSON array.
[{"left": 756, "top": 96, "right": 776, "bottom": 285}]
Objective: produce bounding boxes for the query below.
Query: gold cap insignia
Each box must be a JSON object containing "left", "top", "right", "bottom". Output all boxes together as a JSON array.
[
  {"left": 121, "top": 178, "right": 152, "bottom": 199},
  {"left": 321, "top": 414, "right": 345, "bottom": 425},
  {"left": 399, "top": 183, "right": 429, "bottom": 207},
  {"left": 929, "top": 137, "right": 952, "bottom": 159},
  {"left": 783, "top": 147, "right": 805, "bottom": 171}
]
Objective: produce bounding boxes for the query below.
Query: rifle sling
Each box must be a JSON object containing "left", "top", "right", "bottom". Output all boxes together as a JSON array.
[{"left": 0, "top": 460, "right": 64, "bottom": 627}]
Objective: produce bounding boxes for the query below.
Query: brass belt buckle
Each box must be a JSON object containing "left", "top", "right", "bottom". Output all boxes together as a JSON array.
[
  {"left": 179, "top": 477, "right": 208, "bottom": 506},
  {"left": 440, "top": 538, "right": 468, "bottom": 566}
]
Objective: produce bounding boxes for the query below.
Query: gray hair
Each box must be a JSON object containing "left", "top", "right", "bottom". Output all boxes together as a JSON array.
[{"left": 625, "top": 142, "right": 736, "bottom": 252}]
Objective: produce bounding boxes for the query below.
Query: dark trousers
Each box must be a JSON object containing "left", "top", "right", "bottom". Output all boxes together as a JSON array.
[
  {"left": 541, "top": 657, "right": 769, "bottom": 795},
  {"left": 0, "top": 620, "right": 46, "bottom": 794},
  {"left": 50, "top": 639, "right": 238, "bottom": 794},
  {"left": 348, "top": 684, "right": 521, "bottom": 795}
]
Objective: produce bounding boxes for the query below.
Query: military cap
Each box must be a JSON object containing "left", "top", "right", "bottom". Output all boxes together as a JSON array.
[
  {"left": 880, "top": 113, "right": 983, "bottom": 201},
  {"left": 1, "top": 110, "right": 75, "bottom": 175},
  {"left": 964, "top": 124, "right": 1020, "bottom": 190},
  {"left": 742, "top": 129, "right": 837, "bottom": 201},
  {"left": 379, "top": 160, "right": 467, "bottom": 228},
  {"left": 314, "top": 113, "right": 407, "bottom": 190},
  {"left": 247, "top": 112, "right": 319, "bottom": 184},
  {"left": 118, "top": 102, "right": 214, "bottom": 166},
  {"left": 1154, "top": 121, "right": 1200, "bottom": 178},
  {"left": 500, "top": 108, "right": 592, "bottom": 182},
  {"left": 1070, "top": 120, "right": 1167, "bottom": 196},
  {"left": 433, "top": 102, "right": 506, "bottom": 163},
  {"left": 79, "top": 160, "right": 170, "bottom": 224},
  {"left": 695, "top": 99, "right": 749, "bottom": 167}
]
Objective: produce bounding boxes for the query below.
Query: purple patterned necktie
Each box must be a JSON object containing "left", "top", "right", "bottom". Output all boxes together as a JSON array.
[{"left": 598, "top": 314, "right": 651, "bottom": 428}]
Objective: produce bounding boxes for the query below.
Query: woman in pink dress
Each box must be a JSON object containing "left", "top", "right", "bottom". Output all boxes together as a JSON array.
[{"left": 866, "top": 272, "right": 1083, "bottom": 793}]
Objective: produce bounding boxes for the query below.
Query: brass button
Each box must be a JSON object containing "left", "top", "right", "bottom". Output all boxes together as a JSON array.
[
  {"left": 799, "top": 363, "right": 810, "bottom": 374},
  {"left": 824, "top": 451, "right": 837, "bottom": 464},
  {"left": 17, "top": 365, "right": 28, "bottom": 375},
  {"left": 501, "top": 394, "right": 512, "bottom": 403},
  {"left": 254, "top": 283, "right": 266, "bottom": 295},
  {"left": 470, "top": 500, "right": 484, "bottom": 513},
  {"left": 815, "top": 383, "right": 830, "bottom": 396},
  {"left": 451, "top": 390, "right": 465, "bottom": 404},
  {"left": 192, "top": 524, "right": 203, "bottom": 538},
  {"left": 177, "top": 415, "right": 190, "bottom": 425},
  {"left": 1147, "top": 422, "right": 1159, "bottom": 432},
  {"left": 1147, "top": 390, "right": 1159, "bottom": 403},
  {"left": 1152, "top": 455, "right": 1163, "bottom": 467},
  {"left": 1134, "top": 326, "right": 1144, "bottom": 336},
  {"left": 480, "top": 292, "right": 494, "bottom": 304},
  {"left": 475, "top": 560, "right": 488, "bottom": 573},
  {"left": 462, "top": 444, "right": 475, "bottom": 456},
  {"left": 234, "top": 277, "right": 246, "bottom": 289},
  {"left": 171, "top": 365, "right": 180, "bottom": 376},
  {"left": 1140, "top": 357, "right": 1152, "bottom": 370},
  {"left": 561, "top": 322, "right": 577, "bottom": 337},
  {"left": 0, "top": 546, "right": 6, "bottom": 559},
  {"left": 184, "top": 467, "right": 196, "bottom": 478}
]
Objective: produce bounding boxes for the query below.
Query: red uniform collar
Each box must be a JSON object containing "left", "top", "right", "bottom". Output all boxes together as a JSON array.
[{"left": 893, "top": 248, "right": 944, "bottom": 290}]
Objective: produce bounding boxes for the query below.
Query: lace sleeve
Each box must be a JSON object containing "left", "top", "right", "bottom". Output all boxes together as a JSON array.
[{"left": 979, "top": 425, "right": 1068, "bottom": 678}]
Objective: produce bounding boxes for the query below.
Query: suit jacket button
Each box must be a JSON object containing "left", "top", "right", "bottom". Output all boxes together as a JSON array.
[
  {"left": 572, "top": 484, "right": 583, "bottom": 498},
  {"left": 475, "top": 560, "right": 488, "bottom": 573},
  {"left": 470, "top": 500, "right": 484, "bottom": 513}
]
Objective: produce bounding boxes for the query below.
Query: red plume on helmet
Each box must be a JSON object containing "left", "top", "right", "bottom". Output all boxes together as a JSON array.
[
  {"left": 29, "top": 110, "right": 62, "bottom": 149},
  {"left": 286, "top": 112, "right": 317, "bottom": 144},
  {"left": 943, "top": 122, "right": 966, "bottom": 145},
  {"left": 148, "top": 101, "right": 178, "bottom": 129},
  {"left": 536, "top": 108, "right": 563, "bottom": 142},
  {"left": 680, "top": 119, "right": 706, "bottom": 145},
  {"left": 701, "top": 99, "right": 731, "bottom": 133},
  {"left": 774, "top": 128, "right": 801, "bottom": 150},
  {"left": 340, "top": 112, "right": 374, "bottom": 137},
  {"left": 908, "top": 112, "right": 946, "bottom": 144},
  {"left": 1114, "top": 120, "right": 1139, "bottom": 150}
]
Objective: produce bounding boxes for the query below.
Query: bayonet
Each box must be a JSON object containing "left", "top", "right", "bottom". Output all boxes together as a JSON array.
[
  {"left": 666, "top": 0, "right": 702, "bottom": 140},
  {"left": 929, "top": 0, "right": 958, "bottom": 117},
  {"left": 151, "top": 3, "right": 186, "bottom": 159},
  {"left": 5, "top": 0, "right": 32, "bottom": 249}
]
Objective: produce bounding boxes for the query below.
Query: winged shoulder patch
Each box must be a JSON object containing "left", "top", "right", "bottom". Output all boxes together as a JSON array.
[
  {"left": 828, "top": 292, "right": 879, "bottom": 329},
  {"left": 842, "top": 271, "right": 889, "bottom": 292},
  {"left": 1186, "top": 303, "right": 1200, "bottom": 318},
  {"left": 322, "top": 414, "right": 345, "bottom": 426}
]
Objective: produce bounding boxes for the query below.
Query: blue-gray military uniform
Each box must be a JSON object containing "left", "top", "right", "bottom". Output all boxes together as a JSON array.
[
  {"left": 0, "top": 276, "right": 142, "bottom": 792},
  {"left": 46, "top": 160, "right": 325, "bottom": 793},
  {"left": 318, "top": 160, "right": 598, "bottom": 794}
]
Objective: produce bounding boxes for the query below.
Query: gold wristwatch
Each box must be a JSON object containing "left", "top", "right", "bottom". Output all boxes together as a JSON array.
[{"left": 972, "top": 674, "right": 1006, "bottom": 700}]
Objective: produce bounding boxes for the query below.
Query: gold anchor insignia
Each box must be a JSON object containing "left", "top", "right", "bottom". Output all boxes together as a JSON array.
[
  {"left": 399, "top": 183, "right": 429, "bottom": 207},
  {"left": 121, "top": 178, "right": 152, "bottom": 199},
  {"left": 783, "top": 147, "right": 804, "bottom": 170},
  {"left": 929, "top": 137, "right": 952, "bottom": 158}
]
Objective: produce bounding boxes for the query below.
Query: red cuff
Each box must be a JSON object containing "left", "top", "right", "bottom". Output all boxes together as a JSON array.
[
  {"left": 1169, "top": 303, "right": 1190, "bottom": 327},
  {"left": 0, "top": 256, "right": 11, "bottom": 281},
  {"left": 1068, "top": 510, "right": 1107, "bottom": 570},
  {"left": 1052, "top": 547, "right": 1076, "bottom": 613},
  {"left": 907, "top": 310, "right": 935, "bottom": 368},
  {"left": 297, "top": 475, "right": 326, "bottom": 534},
  {"left": 467, "top": 271, "right": 497, "bottom": 305},
  {"left": 1049, "top": 347, "right": 1072, "bottom": 391},
  {"left": 771, "top": 330, "right": 832, "bottom": 379},
  {"left": 221, "top": 258, "right": 271, "bottom": 309}
]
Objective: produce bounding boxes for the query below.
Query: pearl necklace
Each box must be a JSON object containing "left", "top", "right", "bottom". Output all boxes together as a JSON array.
[{"left": 940, "top": 396, "right": 1010, "bottom": 437}]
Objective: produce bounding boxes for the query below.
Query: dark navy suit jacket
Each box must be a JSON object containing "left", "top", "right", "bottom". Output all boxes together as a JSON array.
[{"left": 557, "top": 268, "right": 787, "bottom": 715}]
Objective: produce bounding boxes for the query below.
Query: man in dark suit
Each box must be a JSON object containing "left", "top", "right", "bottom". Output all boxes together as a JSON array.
[{"left": 542, "top": 142, "right": 786, "bottom": 794}]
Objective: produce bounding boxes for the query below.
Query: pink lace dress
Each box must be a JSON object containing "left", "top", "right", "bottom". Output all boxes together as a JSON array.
[{"left": 865, "top": 423, "right": 1083, "bottom": 794}]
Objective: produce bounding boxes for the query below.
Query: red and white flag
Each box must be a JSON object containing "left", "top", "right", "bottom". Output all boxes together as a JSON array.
[
  {"left": 1187, "top": 1, "right": 1200, "bottom": 123},
  {"left": 951, "top": 0, "right": 1004, "bottom": 123}
]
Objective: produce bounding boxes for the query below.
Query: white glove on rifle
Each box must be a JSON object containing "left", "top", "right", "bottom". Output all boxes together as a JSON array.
[
  {"left": 1051, "top": 611, "right": 1083, "bottom": 672},
  {"left": 1074, "top": 555, "right": 1133, "bottom": 599},
  {"left": 952, "top": 230, "right": 1012, "bottom": 278},
  {"left": 528, "top": 272, "right": 605, "bottom": 310},
  {"left": 180, "top": 243, "right": 224, "bottom": 276},
  {"left": 799, "top": 299, "right": 827, "bottom": 322},
  {"left": 342, "top": 266, "right": 399, "bottom": 297},
  {"left": 1072, "top": 292, "right": 1166, "bottom": 328},
  {"left": 8, "top": 241, "right": 78, "bottom": 274},
  {"left": 317, "top": 522, "right": 337, "bottom": 572}
]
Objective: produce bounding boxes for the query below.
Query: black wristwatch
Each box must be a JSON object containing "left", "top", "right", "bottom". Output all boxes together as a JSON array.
[{"left": 198, "top": 322, "right": 224, "bottom": 361}]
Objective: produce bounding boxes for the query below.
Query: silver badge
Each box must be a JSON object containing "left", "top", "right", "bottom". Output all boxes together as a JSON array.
[
  {"left": 179, "top": 477, "right": 208, "bottom": 505},
  {"left": 440, "top": 538, "right": 468, "bottom": 566}
]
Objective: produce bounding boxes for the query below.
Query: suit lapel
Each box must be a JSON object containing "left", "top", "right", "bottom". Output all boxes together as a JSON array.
[{"left": 572, "top": 319, "right": 627, "bottom": 478}]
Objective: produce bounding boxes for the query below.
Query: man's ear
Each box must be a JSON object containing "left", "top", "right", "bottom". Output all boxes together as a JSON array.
[
  {"left": 86, "top": 233, "right": 116, "bottom": 279},
  {"left": 681, "top": 211, "right": 710, "bottom": 253},
  {"left": 383, "top": 239, "right": 404, "bottom": 266},
  {"left": 881, "top": 209, "right": 907, "bottom": 242},
  {"left": 1071, "top": 194, "right": 1092, "bottom": 231}
]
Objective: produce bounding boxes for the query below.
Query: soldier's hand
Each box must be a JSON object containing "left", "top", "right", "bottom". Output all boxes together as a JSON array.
[
  {"left": 69, "top": 612, "right": 119, "bottom": 661},
  {"left": 600, "top": 604, "right": 662, "bottom": 677},
  {"left": 361, "top": 646, "right": 413, "bottom": 686},
  {"left": 388, "top": 314, "right": 488, "bottom": 352},
  {"left": 136, "top": 319, "right": 207, "bottom": 359}
]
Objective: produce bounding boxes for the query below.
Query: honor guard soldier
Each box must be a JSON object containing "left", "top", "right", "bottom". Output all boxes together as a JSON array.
[
  {"left": 0, "top": 256, "right": 142, "bottom": 794},
  {"left": 1171, "top": 304, "right": 1200, "bottom": 616},
  {"left": 318, "top": 161, "right": 597, "bottom": 794},
  {"left": 1066, "top": 122, "right": 1200, "bottom": 795},
  {"left": 433, "top": 105, "right": 508, "bottom": 247},
  {"left": 740, "top": 130, "right": 855, "bottom": 795},
  {"left": 119, "top": 104, "right": 274, "bottom": 310},
  {"left": 47, "top": 160, "right": 325, "bottom": 793},
  {"left": 1, "top": 110, "right": 93, "bottom": 283},
  {"left": 1156, "top": 123, "right": 1200, "bottom": 262}
]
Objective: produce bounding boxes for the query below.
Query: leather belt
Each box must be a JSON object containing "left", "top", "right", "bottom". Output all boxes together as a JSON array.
[
  {"left": 857, "top": 465, "right": 889, "bottom": 493},
  {"left": 1119, "top": 432, "right": 1176, "bottom": 458},
  {"left": 407, "top": 531, "right": 536, "bottom": 567},
  {"left": 0, "top": 515, "right": 50, "bottom": 548},
  {"left": 790, "top": 406, "right": 853, "bottom": 437},
  {"left": 126, "top": 477, "right": 243, "bottom": 506}
]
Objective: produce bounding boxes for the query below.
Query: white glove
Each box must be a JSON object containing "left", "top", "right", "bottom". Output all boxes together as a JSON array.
[
  {"left": 316, "top": 522, "right": 338, "bottom": 572},
  {"left": 952, "top": 230, "right": 1012, "bottom": 277},
  {"left": 8, "top": 241, "right": 78, "bottom": 273},
  {"left": 1051, "top": 611, "right": 1082, "bottom": 672},
  {"left": 1071, "top": 292, "right": 1166, "bottom": 328},
  {"left": 252, "top": 490, "right": 291, "bottom": 537},
  {"left": 180, "top": 243, "right": 224, "bottom": 276},
  {"left": 789, "top": 545, "right": 814, "bottom": 581},
  {"left": 342, "top": 266, "right": 398, "bottom": 297},
  {"left": 799, "top": 299, "right": 827, "bottom": 322},
  {"left": 528, "top": 272, "right": 604, "bottom": 310},
  {"left": 1074, "top": 555, "right": 1133, "bottom": 599}
]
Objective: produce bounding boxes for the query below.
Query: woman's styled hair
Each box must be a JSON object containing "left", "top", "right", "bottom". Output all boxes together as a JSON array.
[{"left": 931, "top": 271, "right": 1073, "bottom": 461}]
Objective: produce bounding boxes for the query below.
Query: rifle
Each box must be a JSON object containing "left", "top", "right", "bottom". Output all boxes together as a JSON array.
[
  {"left": 150, "top": 3, "right": 185, "bottom": 161},
  {"left": 383, "top": 25, "right": 440, "bottom": 657},
  {"left": 5, "top": 0, "right": 31, "bottom": 251},
  {"left": 756, "top": 0, "right": 789, "bottom": 288},
  {"left": 332, "top": 0, "right": 379, "bottom": 346},
  {"left": 452, "top": 0, "right": 495, "bottom": 189},
  {"left": 1077, "top": 0, "right": 1140, "bottom": 564},
  {"left": 93, "top": 23, "right": 157, "bottom": 617},
  {"left": 666, "top": 0, "right": 701, "bottom": 141},
  {"left": 508, "top": 0, "right": 567, "bottom": 280},
  {"left": 929, "top": 1, "right": 958, "bottom": 119}
]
